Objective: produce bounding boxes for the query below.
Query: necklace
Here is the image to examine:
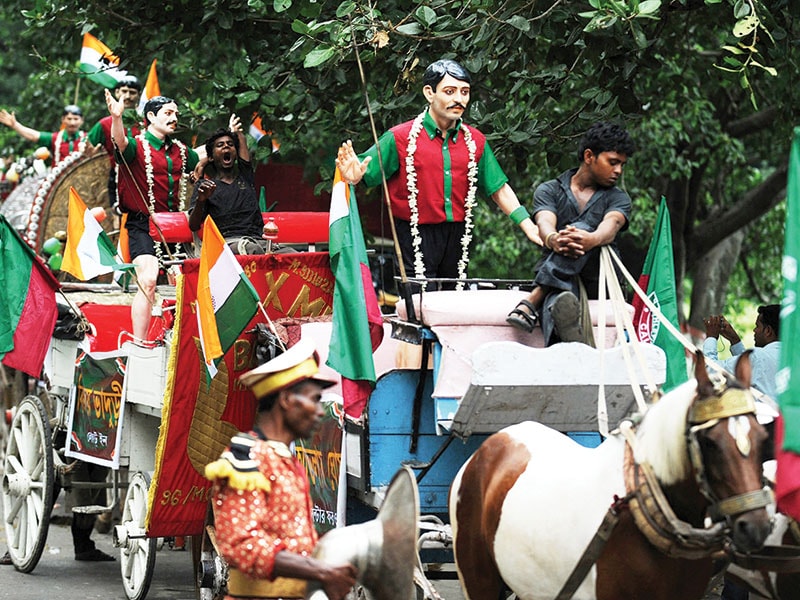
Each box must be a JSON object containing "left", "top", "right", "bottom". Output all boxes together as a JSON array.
[
  {"left": 140, "top": 132, "right": 188, "bottom": 261},
  {"left": 405, "top": 110, "right": 478, "bottom": 290}
]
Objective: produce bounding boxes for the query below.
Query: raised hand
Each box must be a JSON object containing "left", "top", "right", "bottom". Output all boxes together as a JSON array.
[{"left": 335, "top": 140, "right": 371, "bottom": 185}]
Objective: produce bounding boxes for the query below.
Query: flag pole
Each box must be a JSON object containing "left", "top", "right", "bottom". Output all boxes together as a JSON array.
[
  {"left": 256, "top": 300, "right": 286, "bottom": 352},
  {"left": 348, "top": 18, "right": 417, "bottom": 322}
]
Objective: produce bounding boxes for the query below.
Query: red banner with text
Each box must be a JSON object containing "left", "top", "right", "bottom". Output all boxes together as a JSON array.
[{"left": 146, "top": 252, "right": 334, "bottom": 536}]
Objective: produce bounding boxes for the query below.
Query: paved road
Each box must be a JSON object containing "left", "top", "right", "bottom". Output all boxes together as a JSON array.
[{"left": 0, "top": 491, "right": 466, "bottom": 600}]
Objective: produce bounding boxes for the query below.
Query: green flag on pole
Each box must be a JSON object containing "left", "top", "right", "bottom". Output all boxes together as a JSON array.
[
  {"left": 775, "top": 126, "right": 800, "bottom": 521},
  {"left": 779, "top": 128, "right": 800, "bottom": 450},
  {"left": 632, "top": 197, "right": 688, "bottom": 392}
]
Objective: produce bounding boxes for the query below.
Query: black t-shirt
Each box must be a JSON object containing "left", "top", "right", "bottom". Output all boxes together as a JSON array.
[{"left": 189, "top": 159, "right": 263, "bottom": 238}]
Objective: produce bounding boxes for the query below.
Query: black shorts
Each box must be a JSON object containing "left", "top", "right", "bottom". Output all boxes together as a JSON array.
[{"left": 125, "top": 212, "right": 179, "bottom": 261}]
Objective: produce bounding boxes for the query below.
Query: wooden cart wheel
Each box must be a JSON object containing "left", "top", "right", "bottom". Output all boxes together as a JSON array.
[
  {"left": 118, "top": 471, "right": 157, "bottom": 600},
  {"left": 1, "top": 395, "right": 54, "bottom": 573}
]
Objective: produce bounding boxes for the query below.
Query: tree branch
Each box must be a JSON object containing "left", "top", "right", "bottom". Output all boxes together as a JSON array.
[
  {"left": 688, "top": 163, "right": 788, "bottom": 262},
  {"left": 725, "top": 106, "right": 780, "bottom": 138}
]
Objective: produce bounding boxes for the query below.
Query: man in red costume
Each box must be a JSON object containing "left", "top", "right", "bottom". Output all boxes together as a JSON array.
[
  {"left": 336, "top": 58, "right": 540, "bottom": 289},
  {"left": 106, "top": 89, "right": 199, "bottom": 341},
  {"left": 87, "top": 76, "right": 143, "bottom": 211},
  {"left": 0, "top": 104, "right": 86, "bottom": 166},
  {"left": 206, "top": 338, "right": 357, "bottom": 600}
]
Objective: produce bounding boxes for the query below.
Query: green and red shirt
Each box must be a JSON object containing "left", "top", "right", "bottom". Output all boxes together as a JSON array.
[
  {"left": 360, "top": 110, "right": 508, "bottom": 224},
  {"left": 117, "top": 130, "right": 199, "bottom": 214},
  {"left": 38, "top": 130, "right": 87, "bottom": 167}
]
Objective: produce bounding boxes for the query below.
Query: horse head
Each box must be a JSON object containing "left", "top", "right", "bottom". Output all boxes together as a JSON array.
[{"left": 686, "top": 350, "right": 773, "bottom": 553}]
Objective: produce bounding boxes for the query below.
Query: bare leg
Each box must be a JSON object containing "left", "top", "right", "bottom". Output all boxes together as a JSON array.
[{"left": 131, "top": 254, "right": 158, "bottom": 340}]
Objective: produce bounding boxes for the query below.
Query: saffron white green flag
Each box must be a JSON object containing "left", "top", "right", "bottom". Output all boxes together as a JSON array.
[
  {"left": 137, "top": 59, "right": 161, "bottom": 116},
  {"left": 60, "top": 187, "right": 134, "bottom": 281},
  {"left": 79, "top": 33, "right": 128, "bottom": 88},
  {"left": 196, "top": 217, "right": 260, "bottom": 378}
]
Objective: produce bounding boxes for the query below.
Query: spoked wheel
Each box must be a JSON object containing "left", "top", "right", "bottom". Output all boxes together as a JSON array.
[
  {"left": 1, "top": 395, "right": 54, "bottom": 573},
  {"left": 116, "top": 471, "right": 157, "bottom": 600},
  {"left": 197, "top": 503, "right": 228, "bottom": 600}
]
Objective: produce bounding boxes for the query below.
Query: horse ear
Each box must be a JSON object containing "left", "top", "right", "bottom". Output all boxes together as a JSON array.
[
  {"left": 694, "top": 350, "right": 716, "bottom": 396},
  {"left": 734, "top": 350, "right": 753, "bottom": 388}
]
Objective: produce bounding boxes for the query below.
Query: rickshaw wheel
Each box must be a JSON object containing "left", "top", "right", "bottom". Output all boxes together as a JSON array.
[
  {"left": 197, "top": 502, "right": 227, "bottom": 600},
  {"left": 119, "top": 471, "right": 157, "bottom": 600},
  {"left": 1, "top": 395, "right": 54, "bottom": 573}
]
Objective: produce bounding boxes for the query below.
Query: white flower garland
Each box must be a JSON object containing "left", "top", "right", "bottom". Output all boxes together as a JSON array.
[
  {"left": 405, "top": 110, "right": 477, "bottom": 290},
  {"left": 140, "top": 132, "right": 188, "bottom": 261},
  {"left": 53, "top": 130, "right": 87, "bottom": 165}
]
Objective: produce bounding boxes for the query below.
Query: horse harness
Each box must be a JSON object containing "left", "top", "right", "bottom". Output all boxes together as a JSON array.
[{"left": 555, "top": 387, "right": 773, "bottom": 600}]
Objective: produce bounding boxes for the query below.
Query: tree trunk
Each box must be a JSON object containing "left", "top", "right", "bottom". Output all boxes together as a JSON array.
[{"left": 687, "top": 230, "right": 745, "bottom": 338}]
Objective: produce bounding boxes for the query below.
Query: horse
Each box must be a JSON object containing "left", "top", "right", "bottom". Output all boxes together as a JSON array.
[{"left": 449, "top": 351, "right": 773, "bottom": 600}]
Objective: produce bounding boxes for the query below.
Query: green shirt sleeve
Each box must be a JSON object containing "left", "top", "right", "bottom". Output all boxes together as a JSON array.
[
  {"left": 477, "top": 140, "right": 509, "bottom": 197},
  {"left": 120, "top": 135, "right": 138, "bottom": 163},
  {"left": 87, "top": 121, "right": 105, "bottom": 146},
  {"left": 38, "top": 132, "right": 54, "bottom": 146},
  {"left": 360, "top": 130, "right": 399, "bottom": 188},
  {"left": 186, "top": 148, "right": 199, "bottom": 171}
]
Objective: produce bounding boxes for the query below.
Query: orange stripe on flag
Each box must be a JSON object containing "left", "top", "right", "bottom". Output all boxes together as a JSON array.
[
  {"left": 61, "top": 188, "right": 89, "bottom": 280},
  {"left": 196, "top": 217, "right": 226, "bottom": 360},
  {"left": 82, "top": 33, "right": 121, "bottom": 66}
]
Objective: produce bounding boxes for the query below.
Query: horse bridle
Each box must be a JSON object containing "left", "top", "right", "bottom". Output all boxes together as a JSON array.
[{"left": 686, "top": 387, "right": 774, "bottom": 523}]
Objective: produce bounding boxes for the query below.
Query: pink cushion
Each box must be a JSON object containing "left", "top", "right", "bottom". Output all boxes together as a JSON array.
[{"left": 395, "top": 290, "right": 633, "bottom": 328}]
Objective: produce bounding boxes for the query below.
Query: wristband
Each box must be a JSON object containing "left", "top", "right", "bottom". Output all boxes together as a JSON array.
[
  {"left": 545, "top": 232, "right": 558, "bottom": 249},
  {"left": 509, "top": 206, "right": 530, "bottom": 225}
]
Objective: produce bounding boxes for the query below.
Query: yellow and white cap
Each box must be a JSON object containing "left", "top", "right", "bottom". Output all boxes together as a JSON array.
[{"left": 239, "top": 337, "right": 335, "bottom": 400}]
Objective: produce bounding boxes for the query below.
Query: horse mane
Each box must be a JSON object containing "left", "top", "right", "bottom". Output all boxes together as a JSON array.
[{"left": 633, "top": 378, "right": 699, "bottom": 485}]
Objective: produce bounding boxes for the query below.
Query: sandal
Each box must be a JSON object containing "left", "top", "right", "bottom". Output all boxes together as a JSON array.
[{"left": 506, "top": 299, "right": 540, "bottom": 333}]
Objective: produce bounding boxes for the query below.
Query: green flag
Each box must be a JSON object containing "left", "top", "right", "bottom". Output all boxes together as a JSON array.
[
  {"left": 632, "top": 197, "right": 688, "bottom": 391},
  {"left": 779, "top": 128, "right": 800, "bottom": 450},
  {"left": 258, "top": 186, "right": 267, "bottom": 213}
]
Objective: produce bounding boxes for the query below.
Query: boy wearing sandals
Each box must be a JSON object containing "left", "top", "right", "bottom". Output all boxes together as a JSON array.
[{"left": 506, "top": 122, "right": 635, "bottom": 346}]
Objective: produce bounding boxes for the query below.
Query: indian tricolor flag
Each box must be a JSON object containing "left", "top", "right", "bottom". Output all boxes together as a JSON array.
[
  {"left": 137, "top": 59, "right": 161, "bottom": 116},
  {"left": 196, "top": 217, "right": 260, "bottom": 378},
  {"left": 326, "top": 168, "right": 384, "bottom": 418},
  {"left": 61, "top": 188, "right": 134, "bottom": 281},
  {"left": 80, "top": 33, "right": 128, "bottom": 88}
]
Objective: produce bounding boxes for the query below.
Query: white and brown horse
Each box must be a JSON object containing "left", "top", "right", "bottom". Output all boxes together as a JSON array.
[{"left": 449, "top": 352, "right": 773, "bottom": 600}]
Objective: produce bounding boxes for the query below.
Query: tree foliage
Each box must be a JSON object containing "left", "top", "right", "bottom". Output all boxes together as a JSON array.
[{"left": 0, "top": 0, "right": 797, "bottom": 323}]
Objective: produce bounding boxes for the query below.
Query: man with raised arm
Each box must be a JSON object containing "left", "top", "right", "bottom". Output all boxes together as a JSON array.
[
  {"left": 336, "top": 58, "right": 540, "bottom": 289},
  {"left": 0, "top": 104, "right": 87, "bottom": 166},
  {"left": 105, "top": 89, "right": 199, "bottom": 342}
]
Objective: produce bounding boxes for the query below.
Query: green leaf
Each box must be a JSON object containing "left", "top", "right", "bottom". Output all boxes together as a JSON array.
[
  {"left": 336, "top": 1, "right": 356, "bottom": 18},
  {"left": 733, "top": 15, "right": 758, "bottom": 38},
  {"left": 415, "top": 6, "right": 437, "bottom": 28},
  {"left": 733, "top": 0, "right": 750, "bottom": 19},
  {"left": 304, "top": 47, "right": 336, "bottom": 68},
  {"left": 721, "top": 45, "right": 745, "bottom": 55},
  {"left": 236, "top": 90, "right": 260, "bottom": 106},
  {"left": 637, "top": 0, "right": 661, "bottom": 15},
  {"left": 291, "top": 19, "right": 309, "bottom": 35},
  {"left": 751, "top": 61, "right": 777, "bottom": 77},
  {"left": 273, "top": 0, "right": 292, "bottom": 13},
  {"left": 395, "top": 23, "right": 423, "bottom": 35},
  {"left": 505, "top": 15, "right": 530, "bottom": 32}
]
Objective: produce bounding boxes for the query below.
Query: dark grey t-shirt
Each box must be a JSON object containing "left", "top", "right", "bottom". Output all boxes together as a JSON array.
[{"left": 532, "top": 168, "right": 631, "bottom": 232}]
